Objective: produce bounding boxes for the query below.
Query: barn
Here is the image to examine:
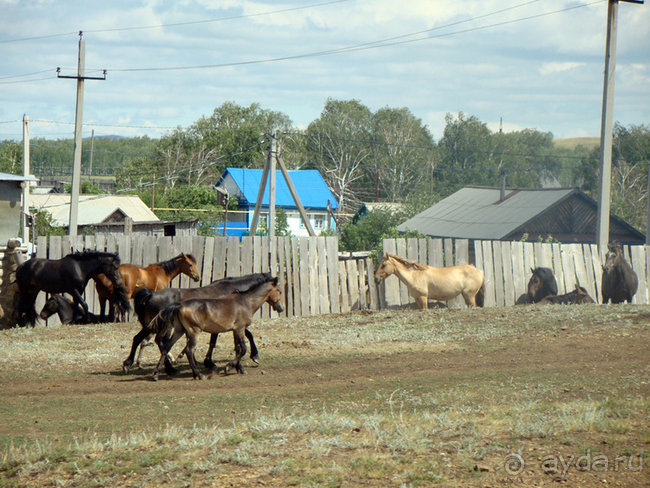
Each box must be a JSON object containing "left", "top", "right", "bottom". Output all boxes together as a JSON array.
[{"left": 397, "top": 186, "right": 645, "bottom": 244}]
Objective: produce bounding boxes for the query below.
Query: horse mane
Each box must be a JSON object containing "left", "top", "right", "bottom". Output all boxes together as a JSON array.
[
  {"left": 69, "top": 250, "right": 119, "bottom": 261},
  {"left": 234, "top": 275, "right": 277, "bottom": 294},
  {"left": 155, "top": 253, "right": 197, "bottom": 274},
  {"left": 387, "top": 254, "right": 428, "bottom": 271}
]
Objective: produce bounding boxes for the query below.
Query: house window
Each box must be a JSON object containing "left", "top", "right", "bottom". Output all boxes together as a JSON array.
[
  {"left": 313, "top": 214, "right": 324, "bottom": 229},
  {"left": 164, "top": 224, "right": 176, "bottom": 236}
]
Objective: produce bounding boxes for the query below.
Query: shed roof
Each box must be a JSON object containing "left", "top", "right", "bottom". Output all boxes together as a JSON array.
[
  {"left": 397, "top": 186, "right": 644, "bottom": 241},
  {"left": 29, "top": 194, "right": 159, "bottom": 226},
  {"left": 217, "top": 168, "right": 339, "bottom": 210},
  {"left": 0, "top": 171, "right": 38, "bottom": 182}
]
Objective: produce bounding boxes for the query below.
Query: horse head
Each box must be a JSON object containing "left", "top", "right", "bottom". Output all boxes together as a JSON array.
[
  {"left": 265, "top": 277, "right": 284, "bottom": 313},
  {"left": 527, "top": 267, "right": 558, "bottom": 303},
  {"left": 39, "top": 295, "right": 61, "bottom": 321},
  {"left": 179, "top": 253, "right": 201, "bottom": 282},
  {"left": 603, "top": 242, "right": 623, "bottom": 273},
  {"left": 374, "top": 254, "right": 396, "bottom": 284}
]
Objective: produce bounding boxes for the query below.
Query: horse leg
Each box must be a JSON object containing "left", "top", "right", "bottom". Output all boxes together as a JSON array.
[
  {"left": 184, "top": 333, "right": 205, "bottom": 380},
  {"left": 227, "top": 330, "right": 247, "bottom": 375},
  {"left": 203, "top": 333, "right": 219, "bottom": 370},
  {"left": 415, "top": 295, "right": 428, "bottom": 310},
  {"left": 70, "top": 290, "right": 90, "bottom": 322},
  {"left": 461, "top": 291, "right": 476, "bottom": 308},
  {"left": 245, "top": 328, "right": 259, "bottom": 364},
  {"left": 123, "top": 328, "right": 153, "bottom": 373},
  {"left": 151, "top": 327, "right": 184, "bottom": 381}
]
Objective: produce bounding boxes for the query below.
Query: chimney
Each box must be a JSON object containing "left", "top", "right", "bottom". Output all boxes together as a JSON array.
[{"left": 499, "top": 169, "right": 506, "bottom": 202}]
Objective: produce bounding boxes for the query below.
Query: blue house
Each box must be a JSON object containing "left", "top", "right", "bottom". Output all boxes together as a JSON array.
[{"left": 214, "top": 167, "right": 339, "bottom": 237}]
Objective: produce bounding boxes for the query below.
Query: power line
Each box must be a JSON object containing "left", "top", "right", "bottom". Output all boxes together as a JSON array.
[{"left": 0, "top": 0, "right": 351, "bottom": 44}]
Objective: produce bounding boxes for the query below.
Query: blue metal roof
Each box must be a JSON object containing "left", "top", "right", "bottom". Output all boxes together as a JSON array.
[{"left": 221, "top": 167, "right": 339, "bottom": 209}]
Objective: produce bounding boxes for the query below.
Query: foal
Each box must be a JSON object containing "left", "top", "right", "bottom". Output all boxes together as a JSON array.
[{"left": 150, "top": 277, "right": 284, "bottom": 381}]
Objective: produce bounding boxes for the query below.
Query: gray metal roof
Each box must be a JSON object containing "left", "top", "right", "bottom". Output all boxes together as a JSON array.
[
  {"left": 0, "top": 171, "right": 38, "bottom": 182},
  {"left": 397, "top": 187, "right": 576, "bottom": 239}
]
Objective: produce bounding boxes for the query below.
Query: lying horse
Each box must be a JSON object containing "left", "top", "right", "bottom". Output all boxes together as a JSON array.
[
  {"left": 527, "top": 267, "right": 558, "bottom": 303},
  {"left": 150, "top": 277, "right": 284, "bottom": 381},
  {"left": 537, "top": 284, "right": 595, "bottom": 305},
  {"left": 602, "top": 242, "right": 638, "bottom": 304},
  {"left": 374, "top": 253, "right": 485, "bottom": 309},
  {"left": 15, "top": 250, "right": 129, "bottom": 327},
  {"left": 93, "top": 253, "right": 200, "bottom": 322},
  {"left": 123, "top": 272, "right": 273, "bottom": 373},
  {"left": 39, "top": 294, "right": 102, "bottom": 324}
]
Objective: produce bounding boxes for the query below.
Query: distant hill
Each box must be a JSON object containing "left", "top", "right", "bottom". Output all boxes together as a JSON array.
[{"left": 554, "top": 137, "right": 599, "bottom": 150}]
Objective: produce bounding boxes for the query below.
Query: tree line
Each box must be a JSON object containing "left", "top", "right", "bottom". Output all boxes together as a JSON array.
[{"left": 0, "top": 99, "right": 648, "bottom": 238}]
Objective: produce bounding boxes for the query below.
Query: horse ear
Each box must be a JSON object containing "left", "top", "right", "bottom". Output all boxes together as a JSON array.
[{"left": 272, "top": 277, "right": 279, "bottom": 285}]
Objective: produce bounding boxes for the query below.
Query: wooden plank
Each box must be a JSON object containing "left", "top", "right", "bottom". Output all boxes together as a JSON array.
[
  {"left": 523, "top": 242, "right": 535, "bottom": 280},
  {"left": 357, "top": 258, "right": 367, "bottom": 310},
  {"left": 418, "top": 238, "right": 427, "bottom": 264},
  {"left": 491, "top": 241, "right": 505, "bottom": 307},
  {"left": 455, "top": 239, "right": 469, "bottom": 264},
  {"left": 551, "top": 243, "right": 566, "bottom": 294},
  {"left": 346, "top": 260, "right": 360, "bottom": 310},
  {"left": 500, "top": 241, "right": 515, "bottom": 306},
  {"left": 275, "top": 237, "right": 287, "bottom": 317},
  {"left": 630, "top": 245, "right": 647, "bottom": 304},
  {"left": 291, "top": 237, "right": 301, "bottom": 317},
  {"left": 395, "top": 238, "right": 409, "bottom": 305},
  {"left": 480, "top": 240, "right": 496, "bottom": 307},
  {"left": 381, "top": 238, "right": 399, "bottom": 308},
  {"left": 283, "top": 237, "right": 294, "bottom": 318},
  {"left": 510, "top": 241, "right": 526, "bottom": 301},
  {"left": 226, "top": 237, "right": 240, "bottom": 277},
  {"left": 474, "top": 240, "right": 484, "bottom": 282},
  {"left": 261, "top": 236, "right": 270, "bottom": 274},
  {"left": 589, "top": 244, "right": 603, "bottom": 303},
  {"left": 240, "top": 237, "right": 253, "bottom": 276},
  {"left": 200, "top": 237, "right": 214, "bottom": 286},
  {"left": 561, "top": 244, "right": 577, "bottom": 291},
  {"left": 366, "top": 259, "right": 379, "bottom": 310},
  {"left": 177, "top": 235, "right": 192, "bottom": 288},
  {"left": 580, "top": 244, "right": 598, "bottom": 301},
  {"left": 428, "top": 238, "right": 443, "bottom": 267},
  {"left": 83, "top": 235, "right": 99, "bottom": 316},
  {"left": 326, "top": 237, "right": 340, "bottom": 314},
  {"left": 308, "top": 237, "right": 319, "bottom": 315},
  {"left": 94, "top": 234, "right": 106, "bottom": 252},
  {"left": 535, "top": 242, "right": 553, "bottom": 268},
  {"left": 443, "top": 238, "right": 454, "bottom": 266},
  {"left": 317, "top": 237, "right": 330, "bottom": 314},
  {"left": 299, "top": 238, "right": 310, "bottom": 316},
  {"left": 212, "top": 238, "right": 227, "bottom": 282},
  {"left": 338, "top": 261, "right": 350, "bottom": 313},
  {"left": 252, "top": 236, "right": 262, "bottom": 273},
  {"left": 646, "top": 246, "right": 650, "bottom": 306},
  {"left": 34, "top": 237, "right": 48, "bottom": 326},
  {"left": 406, "top": 238, "right": 419, "bottom": 262},
  {"left": 190, "top": 236, "right": 204, "bottom": 289},
  {"left": 572, "top": 245, "right": 590, "bottom": 296},
  {"left": 46, "top": 236, "right": 63, "bottom": 326}
]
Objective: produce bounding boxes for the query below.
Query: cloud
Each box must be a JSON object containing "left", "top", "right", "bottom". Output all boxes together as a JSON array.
[{"left": 539, "top": 62, "right": 585, "bottom": 76}]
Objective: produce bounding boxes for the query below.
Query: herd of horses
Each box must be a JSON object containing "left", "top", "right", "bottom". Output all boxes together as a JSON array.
[{"left": 11, "top": 242, "right": 638, "bottom": 381}]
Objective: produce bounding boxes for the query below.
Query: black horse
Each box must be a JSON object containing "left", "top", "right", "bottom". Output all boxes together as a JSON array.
[
  {"left": 602, "top": 242, "right": 638, "bottom": 304},
  {"left": 15, "top": 250, "right": 130, "bottom": 327},
  {"left": 526, "top": 267, "right": 558, "bottom": 303},
  {"left": 39, "top": 294, "right": 102, "bottom": 325},
  {"left": 123, "top": 272, "right": 273, "bottom": 373}
]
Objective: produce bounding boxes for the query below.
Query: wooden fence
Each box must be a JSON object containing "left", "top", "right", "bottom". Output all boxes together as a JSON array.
[
  {"left": 28, "top": 235, "right": 650, "bottom": 327},
  {"left": 381, "top": 238, "right": 650, "bottom": 308},
  {"left": 34, "top": 234, "right": 379, "bottom": 326}
]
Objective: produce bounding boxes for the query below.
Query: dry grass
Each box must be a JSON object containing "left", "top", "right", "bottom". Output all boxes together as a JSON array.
[{"left": 0, "top": 304, "right": 648, "bottom": 487}]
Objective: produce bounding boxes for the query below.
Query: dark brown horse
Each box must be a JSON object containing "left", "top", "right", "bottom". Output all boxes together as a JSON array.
[
  {"left": 526, "top": 267, "right": 558, "bottom": 303},
  {"left": 39, "top": 294, "right": 101, "bottom": 324},
  {"left": 150, "top": 277, "right": 284, "bottom": 381},
  {"left": 15, "top": 251, "right": 129, "bottom": 327},
  {"left": 537, "top": 284, "right": 595, "bottom": 305},
  {"left": 123, "top": 272, "right": 273, "bottom": 374},
  {"left": 93, "top": 253, "right": 200, "bottom": 321},
  {"left": 602, "top": 243, "right": 638, "bottom": 304}
]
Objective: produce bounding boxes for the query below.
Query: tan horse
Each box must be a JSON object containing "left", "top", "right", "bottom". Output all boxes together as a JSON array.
[{"left": 374, "top": 253, "right": 485, "bottom": 309}]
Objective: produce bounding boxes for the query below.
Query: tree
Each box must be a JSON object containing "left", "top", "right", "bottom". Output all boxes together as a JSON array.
[
  {"left": 0, "top": 141, "right": 22, "bottom": 174},
  {"left": 305, "top": 99, "right": 373, "bottom": 212}
]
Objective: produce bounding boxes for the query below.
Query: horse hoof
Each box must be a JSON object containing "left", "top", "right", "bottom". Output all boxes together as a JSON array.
[
  {"left": 194, "top": 373, "right": 205, "bottom": 380},
  {"left": 151, "top": 374, "right": 159, "bottom": 382},
  {"left": 250, "top": 355, "right": 260, "bottom": 364},
  {"left": 122, "top": 360, "right": 132, "bottom": 374},
  {"left": 238, "top": 369, "right": 247, "bottom": 375},
  {"left": 203, "top": 359, "right": 218, "bottom": 370}
]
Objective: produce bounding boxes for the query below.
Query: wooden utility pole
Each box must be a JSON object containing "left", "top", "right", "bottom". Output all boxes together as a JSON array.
[
  {"left": 21, "top": 114, "right": 30, "bottom": 246},
  {"left": 596, "top": 0, "right": 644, "bottom": 252},
  {"left": 250, "top": 132, "right": 316, "bottom": 236},
  {"left": 57, "top": 32, "right": 106, "bottom": 236}
]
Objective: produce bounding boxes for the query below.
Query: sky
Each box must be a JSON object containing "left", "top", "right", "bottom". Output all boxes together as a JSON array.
[{"left": 1, "top": 0, "right": 649, "bottom": 143}]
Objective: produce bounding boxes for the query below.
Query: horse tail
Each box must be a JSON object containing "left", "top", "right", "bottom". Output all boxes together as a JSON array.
[
  {"left": 133, "top": 287, "right": 153, "bottom": 327},
  {"left": 112, "top": 279, "right": 131, "bottom": 316},
  {"left": 150, "top": 303, "right": 181, "bottom": 344},
  {"left": 475, "top": 280, "right": 485, "bottom": 308}
]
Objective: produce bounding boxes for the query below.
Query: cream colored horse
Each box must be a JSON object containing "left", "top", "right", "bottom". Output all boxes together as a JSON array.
[{"left": 374, "top": 253, "right": 485, "bottom": 309}]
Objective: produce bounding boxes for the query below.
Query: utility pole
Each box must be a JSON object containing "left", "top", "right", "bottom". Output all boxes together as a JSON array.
[
  {"left": 22, "top": 114, "right": 30, "bottom": 246},
  {"left": 57, "top": 32, "right": 106, "bottom": 236},
  {"left": 596, "top": 0, "right": 644, "bottom": 253},
  {"left": 268, "top": 131, "right": 277, "bottom": 237}
]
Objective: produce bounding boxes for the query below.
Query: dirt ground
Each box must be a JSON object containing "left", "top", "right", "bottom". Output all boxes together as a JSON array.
[{"left": 0, "top": 306, "right": 648, "bottom": 487}]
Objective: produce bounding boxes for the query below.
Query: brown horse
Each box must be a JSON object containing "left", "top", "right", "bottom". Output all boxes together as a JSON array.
[
  {"left": 150, "top": 277, "right": 284, "bottom": 381},
  {"left": 93, "top": 253, "right": 200, "bottom": 321},
  {"left": 374, "top": 253, "right": 485, "bottom": 309},
  {"left": 537, "top": 284, "right": 595, "bottom": 305}
]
